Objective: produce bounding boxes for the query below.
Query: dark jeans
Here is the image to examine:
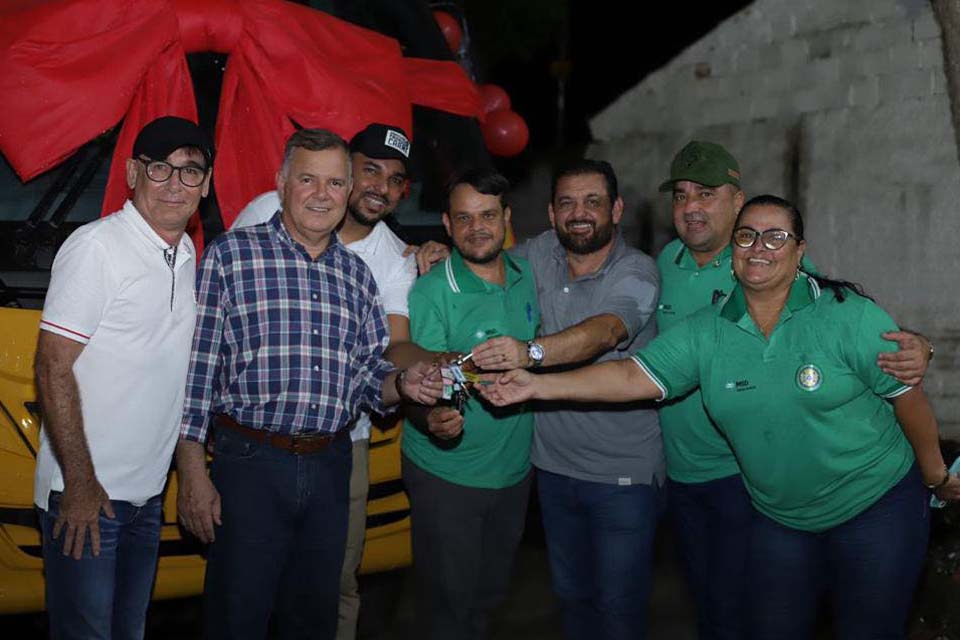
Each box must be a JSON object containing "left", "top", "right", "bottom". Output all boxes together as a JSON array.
[
  {"left": 537, "top": 468, "right": 664, "bottom": 640},
  {"left": 402, "top": 455, "right": 532, "bottom": 640},
  {"left": 40, "top": 492, "right": 163, "bottom": 640},
  {"left": 747, "top": 465, "right": 930, "bottom": 640},
  {"left": 204, "top": 427, "right": 352, "bottom": 640},
  {"left": 667, "top": 474, "right": 753, "bottom": 640}
]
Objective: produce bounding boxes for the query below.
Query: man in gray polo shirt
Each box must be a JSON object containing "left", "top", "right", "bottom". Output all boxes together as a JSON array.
[{"left": 470, "top": 159, "right": 662, "bottom": 640}]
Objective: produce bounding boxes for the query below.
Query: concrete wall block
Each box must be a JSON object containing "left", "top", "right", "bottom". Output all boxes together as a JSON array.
[
  {"left": 847, "top": 75, "right": 881, "bottom": 108},
  {"left": 760, "top": 67, "right": 801, "bottom": 95},
  {"left": 806, "top": 25, "right": 863, "bottom": 61},
  {"left": 779, "top": 38, "right": 811, "bottom": 67},
  {"left": 698, "top": 97, "right": 752, "bottom": 126},
  {"left": 918, "top": 39, "right": 946, "bottom": 69},
  {"left": 807, "top": 57, "right": 842, "bottom": 86},
  {"left": 879, "top": 69, "right": 935, "bottom": 103},
  {"left": 768, "top": 10, "right": 801, "bottom": 40},
  {"left": 792, "top": 87, "right": 826, "bottom": 113},
  {"left": 755, "top": 42, "right": 784, "bottom": 70},
  {"left": 913, "top": 8, "right": 942, "bottom": 40},
  {"left": 840, "top": 48, "right": 895, "bottom": 78},
  {"left": 851, "top": 20, "right": 914, "bottom": 52},
  {"left": 691, "top": 75, "right": 736, "bottom": 102},
  {"left": 865, "top": 0, "right": 911, "bottom": 21},
  {"left": 932, "top": 68, "right": 948, "bottom": 95},
  {"left": 883, "top": 41, "right": 923, "bottom": 73},
  {"left": 749, "top": 94, "right": 784, "bottom": 120},
  {"left": 732, "top": 45, "right": 762, "bottom": 74}
]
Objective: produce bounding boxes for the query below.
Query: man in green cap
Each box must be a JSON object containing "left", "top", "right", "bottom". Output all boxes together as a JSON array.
[{"left": 656, "top": 140, "right": 934, "bottom": 640}]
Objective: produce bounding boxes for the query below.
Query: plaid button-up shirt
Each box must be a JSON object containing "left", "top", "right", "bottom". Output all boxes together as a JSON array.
[{"left": 179, "top": 214, "right": 393, "bottom": 443}]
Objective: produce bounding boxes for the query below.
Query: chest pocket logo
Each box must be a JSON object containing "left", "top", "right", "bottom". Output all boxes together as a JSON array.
[{"left": 796, "top": 364, "right": 823, "bottom": 392}]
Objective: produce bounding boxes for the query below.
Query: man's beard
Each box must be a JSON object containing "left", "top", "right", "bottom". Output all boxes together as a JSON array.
[
  {"left": 556, "top": 218, "right": 615, "bottom": 255},
  {"left": 347, "top": 193, "right": 392, "bottom": 227},
  {"left": 458, "top": 234, "right": 503, "bottom": 265}
]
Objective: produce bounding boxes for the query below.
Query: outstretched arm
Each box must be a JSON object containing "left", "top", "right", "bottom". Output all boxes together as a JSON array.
[
  {"left": 472, "top": 314, "right": 627, "bottom": 371},
  {"left": 479, "top": 358, "right": 663, "bottom": 406}
]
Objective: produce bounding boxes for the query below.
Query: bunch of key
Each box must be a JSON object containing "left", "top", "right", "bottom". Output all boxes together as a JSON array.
[{"left": 440, "top": 352, "right": 483, "bottom": 414}]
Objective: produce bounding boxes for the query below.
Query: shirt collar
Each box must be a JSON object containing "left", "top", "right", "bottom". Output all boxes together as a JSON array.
[
  {"left": 719, "top": 274, "right": 821, "bottom": 326},
  {"left": 673, "top": 242, "right": 732, "bottom": 271},
  {"left": 444, "top": 248, "right": 524, "bottom": 293},
  {"left": 122, "top": 200, "right": 194, "bottom": 263},
  {"left": 549, "top": 228, "right": 627, "bottom": 281},
  {"left": 271, "top": 210, "right": 343, "bottom": 262}
]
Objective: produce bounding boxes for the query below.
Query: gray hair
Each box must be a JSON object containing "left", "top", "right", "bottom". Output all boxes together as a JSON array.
[{"left": 279, "top": 128, "right": 351, "bottom": 181}]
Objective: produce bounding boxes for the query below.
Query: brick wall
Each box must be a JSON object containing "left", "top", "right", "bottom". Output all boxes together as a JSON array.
[{"left": 586, "top": 0, "right": 960, "bottom": 435}]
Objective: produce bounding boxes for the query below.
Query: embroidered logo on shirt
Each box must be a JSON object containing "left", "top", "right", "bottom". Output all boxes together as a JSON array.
[
  {"left": 796, "top": 364, "right": 823, "bottom": 391},
  {"left": 724, "top": 380, "right": 756, "bottom": 392}
]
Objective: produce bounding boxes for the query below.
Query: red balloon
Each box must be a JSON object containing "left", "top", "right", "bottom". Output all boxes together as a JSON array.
[
  {"left": 433, "top": 11, "right": 462, "bottom": 53},
  {"left": 479, "top": 84, "right": 511, "bottom": 114},
  {"left": 482, "top": 109, "right": 529, "bottom": 157}
]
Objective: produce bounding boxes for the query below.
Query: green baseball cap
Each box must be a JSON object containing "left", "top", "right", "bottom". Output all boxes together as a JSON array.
[{"left": 658, "top": 140, "right": 741, "bottom": 192}]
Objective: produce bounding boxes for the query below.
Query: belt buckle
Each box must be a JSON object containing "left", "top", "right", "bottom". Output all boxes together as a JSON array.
[{"left": 289, "top": 438, "right": 305, "bottom": 455}]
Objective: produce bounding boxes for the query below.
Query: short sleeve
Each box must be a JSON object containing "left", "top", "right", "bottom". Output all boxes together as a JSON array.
[
  {"left": 848, "top": 298, "right": 911, "bottom": 399},
  {"left": 408, "top": 285, "right": 449, "bottom": 352},
  {"left": 631, "top": 316, "right": 704, "bottom": 401},
  {"left": 597, "top": 256, "right": 659, "bottom": 349},
  {"left": 40, "top": 230, "right": 114, "bottom": 344},
  {"left": 380, "top": 253, "right": 417, "bottom": 318}
]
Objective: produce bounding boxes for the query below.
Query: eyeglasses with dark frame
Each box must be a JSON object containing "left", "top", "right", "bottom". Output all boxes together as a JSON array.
[
  {"left": 136, "top": 157, "right": 209, "bottom": 188},
  {"left": 732, "top": 226, "right": 799, "bottom": 251}
]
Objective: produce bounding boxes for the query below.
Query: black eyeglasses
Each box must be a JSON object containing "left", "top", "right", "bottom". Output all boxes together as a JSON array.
[
  {"left": 137, "top": 158, "right": 208, "bottom": 187},
  {"left": 732, "top": 226, "right": 798, "bottom": 250}
]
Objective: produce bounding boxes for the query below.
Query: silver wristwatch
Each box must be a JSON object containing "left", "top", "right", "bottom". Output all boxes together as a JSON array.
[{"left": 526, "top": 341, "right": 545, "bottom": 368}]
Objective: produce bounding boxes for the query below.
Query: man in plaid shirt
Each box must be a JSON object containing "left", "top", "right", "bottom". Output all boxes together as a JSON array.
[{"left": 175, "top": 128, "right": 441, "bottom": 639}]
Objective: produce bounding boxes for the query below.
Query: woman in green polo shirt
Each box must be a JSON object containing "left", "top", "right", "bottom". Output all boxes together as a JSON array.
[{"left": 479, "top": 194, "right": 960, "bottom": 639}]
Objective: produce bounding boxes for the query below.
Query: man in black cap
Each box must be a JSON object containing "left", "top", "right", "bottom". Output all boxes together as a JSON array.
[
  {"left": 230, "top": 122, "right": 417, "bottom": 640},
  {"left": 33, "top": 115, "right": 212, "bottom": 638}
]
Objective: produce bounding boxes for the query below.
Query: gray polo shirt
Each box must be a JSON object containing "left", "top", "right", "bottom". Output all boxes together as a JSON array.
[{"left": 511, "top": 230, "right": 665, "bottom": 486}]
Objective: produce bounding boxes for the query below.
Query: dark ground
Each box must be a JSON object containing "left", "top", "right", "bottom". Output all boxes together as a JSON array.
[
  {"left": 6, "top": 503, "right": 952, "bottom": 639},
  {"left": 1, "top": 511, "right": 698, "bottom": 640}
]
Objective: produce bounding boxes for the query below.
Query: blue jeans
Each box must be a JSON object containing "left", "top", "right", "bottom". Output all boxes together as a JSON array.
[
  {"left": 40, "top": 491, "right": 163, "bottom": 640},
  {"left": 537, "top": 468, "right": 664, "bottom": 640},
  {"left": 203, "top": 426, "right": 352, "bottom": 640},
  {"left": 667, "top": 474, "right": 753, "bottom": 640},
  {"left": 747, "top": 465, "right": 930, "bottom": 640}
]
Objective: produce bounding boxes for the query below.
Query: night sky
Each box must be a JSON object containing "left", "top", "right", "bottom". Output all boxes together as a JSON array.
[{"left": 466, "top": 0, "right": 752, "bottom": 151}]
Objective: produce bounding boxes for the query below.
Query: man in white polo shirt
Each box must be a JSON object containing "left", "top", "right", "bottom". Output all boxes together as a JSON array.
[
  {"left": 232, "top": 122, "right": 417, "bottom": 640},
  {"left": 33, "top": 116, "right": 212, "bottom": 639}
]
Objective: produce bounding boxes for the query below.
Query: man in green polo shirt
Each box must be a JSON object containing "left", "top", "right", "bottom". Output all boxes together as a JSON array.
[
  {"left": 656, "top": 141, "right": 933, "bottom": 640},
  {"left": 402, "top": 168, "right": 539, "bottom": 640}
]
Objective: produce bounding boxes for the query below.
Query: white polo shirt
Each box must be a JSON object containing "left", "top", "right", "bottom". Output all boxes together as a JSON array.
[
  {"left": 232, "top": 191, "right": 416, "bottom": 440},
  {"left": 34, "top": 200, "right": 197, "bottom": 509}
]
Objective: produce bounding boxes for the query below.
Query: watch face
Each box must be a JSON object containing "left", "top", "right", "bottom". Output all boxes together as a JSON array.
[{"left": 529, "top": 342, "right": 544, "bottom": 362}]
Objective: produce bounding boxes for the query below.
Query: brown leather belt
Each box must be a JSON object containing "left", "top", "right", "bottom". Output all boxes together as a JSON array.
[{"left": 214, "top": 414, "right": 346, "bottom": 455}]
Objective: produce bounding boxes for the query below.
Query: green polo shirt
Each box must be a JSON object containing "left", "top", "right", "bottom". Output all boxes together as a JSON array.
[
  {"left": 635, "top": 276, "right": 914, "bottom": 531},
  {"left": 403, "top": 249, "right": 540, "bottom": 489},
  {"left": 656, "top": 240, "right": 741, "bottom": 482}
]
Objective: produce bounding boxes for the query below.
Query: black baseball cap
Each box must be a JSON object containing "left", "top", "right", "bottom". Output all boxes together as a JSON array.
[
  {"left": 349, "top": 123, "right": 410, "bottom": 169},
  {"left": 132, "top": 116, "right": 214, "bottom": 166}
]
